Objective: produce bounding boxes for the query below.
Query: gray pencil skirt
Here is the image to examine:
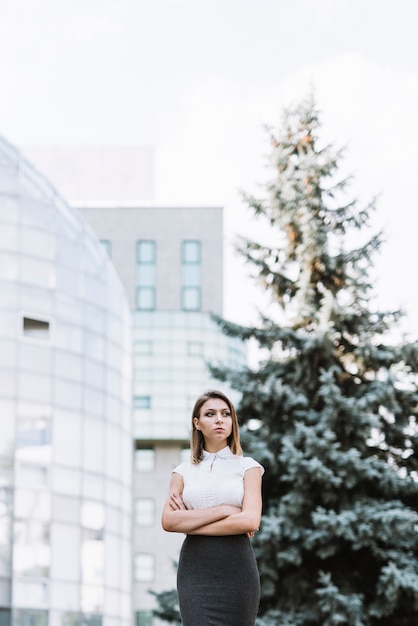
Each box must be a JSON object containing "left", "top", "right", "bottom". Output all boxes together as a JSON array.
[{"left": 177, "top": 534, "right": 261, "bottom": 626}]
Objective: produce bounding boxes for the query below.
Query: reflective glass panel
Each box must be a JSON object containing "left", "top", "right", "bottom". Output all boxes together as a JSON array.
[
  {"left": 0, "top": 252, "right": 18, "bottom": 281},
  {"left": 14, "top": 490, "right": 51, "bottom": 521},
  {"left": 49, "top": 581, "right": 79, "bottom": 611},
  {"left": 135, "top": 612, "right": 153, "bottom": 626},
  {"left": 52, "top": 467, "right": 80, "bottom": 497},
  {"left": 82, "top": 474, "right": 104, "bottom": 501},
  {"left": 13, "top": 609, "right": 47, "bottom": 626},
  {"left": 80, "top": 502, "right": 105, "bottom": 531},
  {"left": 16, "top": 418, "right": 51, "bottom": 464},
  {"left": 133, "top": 396, "right": 151, "bottom": 409},
  {"left": 20, "top": 257, "right": 55, "bottom": 289},
  {"left": 54, "top": 351, "right": 82, "bottom": 382},
  {"left": 15, "top": 464, "right": 48, "bottom": 489},
  {"left": 0, "top": 513, "right": 11, "bottom": 577},
  {"left": 182, "top": 240, "right": 200, "bottom": 263},
  {"left": 18, "top": 372, "right": 51, "bottom": 403},
  {"left": 136, "top": 264, "right": 155, "bottom": 287},
  {"left": 21, "top": 228, "right": 55, "bottom": 260},
  {"left": 182, "top": 287, "right": 200, "bottom": 311},
  {"left": 50, "top": 524, "right": 80, "bottom": 582},
  {"left": 82, "top": 419, "right": 104, "bottom": 473},
  {"left": 52, "top": 495, "right": 79, "bottom": 525},
  {"left": 53, "top": 411, "right": 81, "bottom": 468},
  {"left": 53, "top": 379, "right": 82, "bottom": 410},
  {"left": 104, "top": 534, "right": 120, "bottom": 588},
  {"left": 13, "top": 519, "right": 50, "bottom": 577},
  {"left": 0, "top": 608, "right": 11, "bottom": 626},
  {"left": 182, "top": 264, "right": 200, "bottom": 287},
  {"left": 0, "top": 400, "right": 14, "bottom": 457},
  {"left": 81, "top": 535, "right": 104, "bottom": 585},
  {"left": 0, "top": 578, "right": 11, "bottom": 606},
  {"left": 136, "top": 241, "right": 155, "bottom": 264},
  {"left": 13, "top": 581, "right": 48, "bottom": 608},
  {"left": 136, "top": 287, "right": 155, "bottom": 311},
  {"left": 19, "top": 342, "right": 52, "bottom": 373},
  {"left": 80, "top": 584, "right": 103, "bottom": 613},
  {"left": 0, "top": 340, "right": 16, "bottom": 368},
  {"left": 0, "top": 369, "right": 16, "bottom": 398}
]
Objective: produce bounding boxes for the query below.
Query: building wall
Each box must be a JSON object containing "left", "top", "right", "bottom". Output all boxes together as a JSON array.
[
  {"left": 78, "top": 205, "right": 246, "bottom": 623},
  {"left": 78, "top": 206, "right": 223, "bottom": 314},
  {"left": 0, "top": 137, "right": 133, "bottom": 626}
]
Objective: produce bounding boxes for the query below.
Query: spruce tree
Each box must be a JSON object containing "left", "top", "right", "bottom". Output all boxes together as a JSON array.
[{"left": 212, "top": 95, "right": 418, "bottom": 626}]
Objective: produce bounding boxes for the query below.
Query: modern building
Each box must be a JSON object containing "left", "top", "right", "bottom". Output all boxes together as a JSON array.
[
  {"left": 78, "top": 206, "right": 246, "bottom": 625},
  {"left": 0, "top": 137, "right": 133, "bottom": 626}
]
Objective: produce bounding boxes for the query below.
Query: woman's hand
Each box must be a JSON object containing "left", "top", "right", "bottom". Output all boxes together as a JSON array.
[{"left": 169, "top": 492, "right": 187, "bottom": 510}]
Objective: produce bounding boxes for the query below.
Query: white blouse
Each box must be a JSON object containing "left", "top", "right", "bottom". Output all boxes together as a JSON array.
[{"left": 172, "top": 446, "right": 264, "bottom": 509}]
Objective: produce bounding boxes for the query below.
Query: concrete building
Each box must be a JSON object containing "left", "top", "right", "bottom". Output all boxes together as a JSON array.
[
  {"left": 78, "top": 206, "right": 246, "bottom": 625},
  {"left": 0, "top": 137, "right": 133, "bottom": 626}
]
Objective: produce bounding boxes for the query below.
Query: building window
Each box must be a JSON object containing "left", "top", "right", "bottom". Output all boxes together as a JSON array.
[
  {"left": 13, "top": 609, "right": 47, "bottom": 626},
  {"left": 135, "top": 610, "right": 154, "bottom": 626},
  {"left": 182, "top": 240, "right": 200, "bottom": 264},
  {"left": 134, "top": 396, "right": 151, "bottom": 409},
  {"left": 134, "top": 553, "right": 154, "bottom": 582},
  {"left": 135, "top": 448, "right": 155, "bottom": 472},
  {"left": 136, "top": 240, "right": 156, "bottom": 310},
  {"left": 136, "top": 286, "right": 155, "bottom": 310},
  {"left": 22, "top": 317, "right": 50, "bottom": 340},
  {"left": 100, "top": 240, "right": 112, "bottom": 258},
  {"left": 181, "top": 448, "right": 191, "bottom": 463},
  {"left": 135, "top": 498, "right": 155, "bottom": 526},
  {"left": 182, "top": 241, "right": 201, "bottom": 311},
  {"left": 182, "top": 287, "right": 200, "bottom": 311},
  {"left": 16, "top": 418, "right": 51, "bottom": 449},
  {"left": 137, "top": 241, "right": 155, "bottom": 264},
  {"left": 0, "top": 609, "right": 11, "bottom": 626}
]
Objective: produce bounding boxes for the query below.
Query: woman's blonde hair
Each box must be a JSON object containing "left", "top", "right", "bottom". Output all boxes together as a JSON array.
[{"left": 190, "top": 389, "right": 242, "bottom": 463}]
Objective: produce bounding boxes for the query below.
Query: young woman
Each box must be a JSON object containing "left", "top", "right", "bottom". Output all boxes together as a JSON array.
[{"left": 162, "top": 389, "right": 264, "bottom": 626}]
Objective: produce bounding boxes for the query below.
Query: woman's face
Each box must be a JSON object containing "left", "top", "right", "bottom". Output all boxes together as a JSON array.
[{"left": 194, "top": 397, "right": 233, "bottom": 450}]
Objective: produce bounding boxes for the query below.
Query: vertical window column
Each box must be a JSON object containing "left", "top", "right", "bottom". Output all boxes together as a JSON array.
[
  {"left": 136, "top": 241, "right": 156, "bottom": 310},
  {"left": 181, "top": 240, "right": 201, "bottom": 311}
]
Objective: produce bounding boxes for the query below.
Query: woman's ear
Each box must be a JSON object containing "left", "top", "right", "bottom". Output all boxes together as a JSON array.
[{"left": 193, "top": 417, "right": 200, "bottom": 430}]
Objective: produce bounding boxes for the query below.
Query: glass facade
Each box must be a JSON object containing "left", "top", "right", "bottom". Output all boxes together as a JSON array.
[{"left": 0, "top": 137, "right": 133, "bottom": 626}]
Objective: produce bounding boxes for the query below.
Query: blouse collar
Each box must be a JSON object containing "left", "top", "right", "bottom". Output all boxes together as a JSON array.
[{"left": 202, "top": 445, "right": 234, "bottom": 461}]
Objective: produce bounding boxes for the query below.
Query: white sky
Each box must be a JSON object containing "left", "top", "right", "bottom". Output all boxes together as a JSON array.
[{"left": 1, "top": 0, "right": 418, "bottom": 337}]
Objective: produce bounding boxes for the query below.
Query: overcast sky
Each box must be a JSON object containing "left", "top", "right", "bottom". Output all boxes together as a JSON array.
[{"left": 1, "top": 0, "right": 418, "bottom": 336}]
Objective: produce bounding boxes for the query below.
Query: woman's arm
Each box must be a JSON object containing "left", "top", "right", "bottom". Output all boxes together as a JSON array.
[
  {"left": 187, "top": 467, "right": 263, "bottom": 536},
  {"left": 161, "top": 472, "right": 241, "bottom": 533}
]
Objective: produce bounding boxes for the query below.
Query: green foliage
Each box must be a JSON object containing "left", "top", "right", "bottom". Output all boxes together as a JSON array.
[
  {"left": 212, "top": 94, "right": 418, "bottom": 625},
  {"left": 149, "top": 588, "right": 181, "bottom": 624}
]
